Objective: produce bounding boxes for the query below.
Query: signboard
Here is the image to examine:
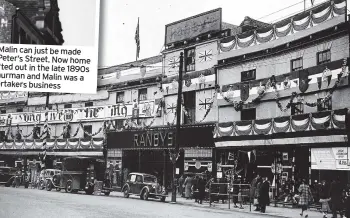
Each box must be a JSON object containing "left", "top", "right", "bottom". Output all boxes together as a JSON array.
[
  {"left": 311, "top": 147, "right": 350, "bottom": 170},
  {"left": 165, "top": 8, "right": 222, "bottom": 45},
  {"left": 0, "top": 100, "right": 158, "bottom": 126},
  {"left": 107, "top": 125, "right": 214, "bottom": 149}
]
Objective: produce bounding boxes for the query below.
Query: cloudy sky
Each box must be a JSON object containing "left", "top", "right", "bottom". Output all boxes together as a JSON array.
[
  {"left": 58, "top": 0, "right": 99, "bottom": 47},
  {"left": 62, "top": 0, "right": 348, "bottom": 68}
]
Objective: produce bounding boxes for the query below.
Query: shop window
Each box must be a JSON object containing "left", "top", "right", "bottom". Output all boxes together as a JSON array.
[
  {"left": 116, "top": 92, "right": 124, "bottom": 103},
  {"left": 83, "top": 125, "right": 92, "bottom": 139},
  {"left": 291, "top": 57, "right": 303, "bottom": 72},
  {"left": 317, "top": 49, "right": 331, "bottom": 65},
  {"left": 291, "top": 103, "right": 304, "bottom": 115},
  {"left": 138, "top": 88, "right": 147, "bottom": 101},
  {"left": 64, "top": 104, "right": 72, "bottom": 109},
  {"left": 241, "top": 69, "right": 256, "bottom": 82},
  {"left": 185, "top": 48, "right": 195, "bottom": 72},
  {"left": 317, "top": 98, "right": 332, "bottom": 112},
  {"left": 16, "top": 108, "right": 23, "bottom": 113},
  {"left": 1, "top": 110, "right": 6, "bottom": 114},
  {"left": 241, "top": 108, "right": 256, "bottom": 121},
  {"left": 183, "top": 91, "right": 196, "bottom": 124},
  {"left": 85, "top": 102, "right": 93, "bottom": 107}
]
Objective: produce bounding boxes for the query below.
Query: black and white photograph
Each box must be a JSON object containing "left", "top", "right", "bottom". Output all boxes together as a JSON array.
[{"left": 1, "top": 0, "right": 350, "bottom": 217}]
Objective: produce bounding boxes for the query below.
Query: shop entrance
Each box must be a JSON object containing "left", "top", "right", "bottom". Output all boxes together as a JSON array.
[{"left": 294, "top": 147, "right": 310, "bottom": 181}]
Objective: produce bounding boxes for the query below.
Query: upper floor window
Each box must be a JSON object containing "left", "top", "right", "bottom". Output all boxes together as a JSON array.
[
  {"left": 291, "top": 103, "right": 304, "bottom": 115},
  {"left": 185, "top": 48, "right": 195, "bottom": 72},
  {"left": 1, "top": 110, "right": 6, "bottom": 114},
  {"left": 83, "top": 125, "right": 92, "bottom": 139},
  {"left": 317, "top": 49, "right": 331, "bottom": 65},
  {"left": 64, "top": 104, "right": 72, "bottom": 109},
  {"left": 116, "top": 92, "right": 124, "bottom": 103},
  {"left": 241, "top": 69, "right": 256, "bottom": 82},
  {"left": 85, "top": 102, "right": 93, "bottom": 107},
  {"left": 138, "top": 88, "right": 147, "bottom": 101},
  {"left": 291, "top": 57, "right": 303, "bottom": 72},
  {"left": 16, "top": 108, "right": 23, "bottom": 113},
  {"left": 317, "top": 97, "right": 332, "bottom": 112},
  {"left": 241, "top": 108, "right": 256, "bottom": 121},
  {"left": 183, "top": 91, "right": 196, "bottom": 124}
]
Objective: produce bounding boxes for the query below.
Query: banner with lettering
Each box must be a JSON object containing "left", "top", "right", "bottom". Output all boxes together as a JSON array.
[
  {"left": 311, "top": 147, "right": 350, "bottom": 170},
  {"left": 0, "top": 100, "right": 158, "bottom": 126}
]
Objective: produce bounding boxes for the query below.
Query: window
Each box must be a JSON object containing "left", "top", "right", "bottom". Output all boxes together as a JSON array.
[
  {"left": 63, "top": 126, "right": 70, "bottom": 139},
  {"left": 241, "top": 108, "right": 256, "bottom": 121},
  {"left": 241, "top": 69, "right": 256, "bottom": 82},
  {"left": 48, "top": 105, "right": 53, "bottom": 110},
  {"left": 291, "top": 58, "right": 303, "bottom": 72},
  {"left": 83, "top": 125, "right": 92, "bottom": 139},
  {"left": 185, "top": 48, "right": 195, "bottom": 72},
  {"left": 0, "top": 131, "right": 6, "bottom": 142},
  {"left": 16, "top": 108, "right": 23, "bottom": 113},
  {"left": 1, "top": 110, "right": 6, "bottom": 114},
  {"left": 291, "top": 103, "right": 304, "bottom": 115},
  {"left": 317, "top": 49, "right": 331, "bottom": 65},
  {"left": 116, "top": 92, "right": 124, "bottom": 103},
  {"left": 33, "top": 127, "right": 41, "bottom": 140},
  {"left": 138, "top": 88, "right": 147, "bottom": 101},
  {"left": 85, "top": 102, "right": 93, "bottom": 107},
  {"left": 64, "top": 104, "right": 72, "bottom": 109},
  {"left": 115, "top": 120, "right": 124, "bottom": 129},
  {"left": 183, "top": 91, "right": 196, "bottom": 124},
  {"left": 317, "top": 98, "right": 332, "bottom": 112},
  {"left": 136, "top": 175, "right": 143, "bottom": 183}
]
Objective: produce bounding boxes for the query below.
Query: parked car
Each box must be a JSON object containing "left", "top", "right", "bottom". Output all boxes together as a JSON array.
[
  {"left": 38, "top": 169, "right": 61, "bottom": 190},
  {"left": 0, "top": 167, "right": 17, "bottom": 187},
  {"left": 45, "top": 169, "right": 62, "bottom": 191},
  {"left": 121, "top": 172, "right": 168, "bottom": 202}
]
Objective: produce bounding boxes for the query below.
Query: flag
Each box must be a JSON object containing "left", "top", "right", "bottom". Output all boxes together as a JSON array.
[{"left": 135, "top": 17, "right": 140, "bottom": 61}]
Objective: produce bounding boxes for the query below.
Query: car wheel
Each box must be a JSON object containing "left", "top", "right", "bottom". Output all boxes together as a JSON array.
[
  {"left": 65, "top": 181, "right": 73, "bottom": 193},
  {"left": 104, "top": 192, "right": 110, "bottom": 196},
  {"left": 39, "top": 180, "right": 45, "bottom": 190},
  {"left": 123, "top": 187, "right": 129, "bottom": 198},
  {"left": 85, "top": 186, "right": 94, "bottom": 195},
  {"left": 160, "top": 196, "right": 166, "bottom": 202},
  {"left": 46, "top": 181, "right": 53, "bottom": 191},
  {"left": 142, "top": 189, "right": 149, "bottom": 201}
]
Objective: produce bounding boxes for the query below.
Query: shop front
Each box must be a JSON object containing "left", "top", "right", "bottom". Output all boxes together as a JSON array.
[{"left": 107, "top": 124, "right": 215, "bottom": 189}]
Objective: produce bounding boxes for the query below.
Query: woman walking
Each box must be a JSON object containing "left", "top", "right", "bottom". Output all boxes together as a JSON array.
[
  {"left": 298, "top": 179, "right": 313, "bottom": 218},
  {"left": 183, "top": 175, "right": 193, "bottom": 200}
]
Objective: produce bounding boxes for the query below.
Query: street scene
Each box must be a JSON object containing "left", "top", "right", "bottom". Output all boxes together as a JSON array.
[{"left": 1, "top": 0, "right": 350, "bottom": 218}]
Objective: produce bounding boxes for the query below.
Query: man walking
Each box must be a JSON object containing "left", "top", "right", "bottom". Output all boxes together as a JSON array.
[
  {"left": 330, "top": 177, "right": 344, "bottom": 218},
  {"left": 259, "top": 176, "right": 270, "bottom": 213}
]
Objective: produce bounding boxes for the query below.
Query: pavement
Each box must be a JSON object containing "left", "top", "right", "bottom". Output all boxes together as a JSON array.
[
  {"left": 109, "top": 191, "right": 324, "bottom": 218},
  {"left": 0, "top": 186, "right": 274, "bottom": 218}
]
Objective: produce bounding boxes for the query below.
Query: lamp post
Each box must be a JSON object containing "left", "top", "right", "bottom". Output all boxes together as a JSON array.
[
  {"left": 41, "top": 92, "right": 50, "bottom": 170},
  {"left": 170, "top": 52, "right": 184, "bottom": 203}
]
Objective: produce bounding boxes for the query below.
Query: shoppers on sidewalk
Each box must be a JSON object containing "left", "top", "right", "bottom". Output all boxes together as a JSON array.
[
  {"left": 298, "top": 179, "right": 313, "bottom": 218},
  {"left": 258, "top": 176, "right": 270, "bottom": 213},
  {"left": 254, "top": 176, "right": 263, "bottom": 211},
  {"left": 318, "top": 180, "right": 331, "bottom": 218},
  {"left": 197, "top": 176, "right": 206, "bottom": 204},
  {"left": 330, "top": 177, "right": 344, "bottom": 218},
  {"left": 178, "top": 175, "right": 184, "bottom": 197},
  {"left": 184, "top": 175, "right": 193, "bottom": 200}
]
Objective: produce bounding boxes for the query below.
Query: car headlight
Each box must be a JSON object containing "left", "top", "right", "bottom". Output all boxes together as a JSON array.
[{"left": 91, "top": 177, "right": 94, "bottom": 180}]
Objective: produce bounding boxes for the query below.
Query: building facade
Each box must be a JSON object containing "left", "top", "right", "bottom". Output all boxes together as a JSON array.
[{"left": 214, "top": 0, "right": 349, "bottom": 188}]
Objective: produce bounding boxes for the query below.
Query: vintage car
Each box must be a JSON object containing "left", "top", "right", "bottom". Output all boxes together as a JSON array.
[
  {"left": 121, "top": 173, "right": 168, "bottom": 202},
  {"left": 38, "top": 169, "right": 61, "bottom": 190},
  {"left": 48, "top": 156, "right": 111, "bottom": 195},
  {"left": 0, "top": 167, "right": 17, "bottom": 187},
  {"left": 44, "top": 169, "right": 62, "bottom": 191}
]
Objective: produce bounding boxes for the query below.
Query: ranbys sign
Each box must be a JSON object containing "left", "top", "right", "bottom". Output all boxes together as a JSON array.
[
  {"left": 0, "top": 100, "right": 159, "bottom": 125},
  {"left": 133, "top": 130, "right": 175, "bottom": 148},
  {"left": 165, "top": 8, "right": 222, "bottom": 45}
]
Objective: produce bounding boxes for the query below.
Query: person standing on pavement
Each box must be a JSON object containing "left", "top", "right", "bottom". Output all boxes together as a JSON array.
[
  {"left": 298, "top": 179, "right": 313, "bottom": 218},
  {"left": 178, "top": 175, "right": 184, "bottom": 197},
  {"left": 183, "top": 175, "right": 193, "bottom": 200},
  {"left": 258, "top": 176, "right": 270, "bottom": 213},
  {"left": 250, "top": 174, "right": 260, "bottom": 204},
  {"left": 344, "top": 183, "right": 350, "bottom": 218},
  {"left": 254, "top": 176, "right": 263, "bottom": 211},
  {"left": 330, "top": 177, "right": 344, "bottom": 218},
  {"left": 319, "top": 180, "right": 331, "bottom": 218},
  {"left": 197, "top": 175, "right": 206, "bottom": 204}
]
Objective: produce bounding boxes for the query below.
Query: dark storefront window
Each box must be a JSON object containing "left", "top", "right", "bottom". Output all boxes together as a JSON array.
[
  {"left": 291, "top": 103, "right": 304, "bottom": 115},
  {"left": 16, "top": 108, "right": 23, "bottom": 113},
  {"left": 241, "top": 69, "right": 256, "bottom": 82},
  {"left": 317, "top": 98, "right": 332, "bottom": 111},
  {"left": 0, "top": 131, "right": 6, "bottom": 142},
  {"left": 85, "top": 102, "right": 93, "bottom": 107},
  {"left": 185, "top": 48, "right": 195, "bottom": 72},
  {"left": 1, "top": 110, "right": 6, "bottom": 114},
  {"left": 64, "top": 104, "right": 72, "bottom": 109},
  {"left": 33, "top": 127, "right": 41, "bottom": 140}
]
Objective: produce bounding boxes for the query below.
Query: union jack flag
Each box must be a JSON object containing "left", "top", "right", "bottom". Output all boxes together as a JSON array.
[
  {"left": 168, "top": 57, "right": 180, "bottom": 70},
  {"left": 199, "top": 50, "right": 213, "bottom": 62}
]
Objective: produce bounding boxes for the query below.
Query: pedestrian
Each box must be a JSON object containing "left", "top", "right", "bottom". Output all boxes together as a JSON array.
[
  {"left": 250, "top": 173, "right": 260, "bottom": 204},
  {"left": 183, "top": 175, "right": 193, "bottom": 200},
  {"left": 258, "top": 176, "right": 270, "bottom": 213},
  {"left": 344, "top": 184, "right": 350, "bottom": 218},
  {"left": 298, "top": 179, "right": 313, "bottom": 218},
  {"left": 330, "top": 177, "right": 344, "bottom": 218},
  {"left": 232, "top": 177, "right": 239, "bottom": 207},
  {"left": 254, "top": 176, "right": 263, "bottom": 211},
  {"left": 178, "top": 175, "right": 184, "bottom": 197},
  {"left": 319, "top": 180, "right": 331, "bottom": 218},
  {"left": 192, "top": 175, "right": 199, "bottom": 202},
  {"left": 197, "top": 176, "right": 206, "bottom": 204}
]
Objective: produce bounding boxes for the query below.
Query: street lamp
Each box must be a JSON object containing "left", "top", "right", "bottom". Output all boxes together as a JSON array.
[{"left": 170, "top": 52, "right": 184, "bottom": 203}]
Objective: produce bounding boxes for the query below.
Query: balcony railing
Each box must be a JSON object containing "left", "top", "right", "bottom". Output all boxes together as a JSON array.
[{"left": 214, "top": 109, "right": 346, "bottom": 138}]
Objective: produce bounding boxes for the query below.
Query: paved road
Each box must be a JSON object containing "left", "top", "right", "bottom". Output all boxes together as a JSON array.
[{"left": 0, "top": 186, "right": 271, "bottom": 218}]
